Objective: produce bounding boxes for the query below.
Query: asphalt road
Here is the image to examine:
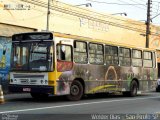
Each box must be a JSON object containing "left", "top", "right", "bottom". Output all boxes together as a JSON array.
[{"left": 1, "top": 92, "right": 160, "bottom": 120}]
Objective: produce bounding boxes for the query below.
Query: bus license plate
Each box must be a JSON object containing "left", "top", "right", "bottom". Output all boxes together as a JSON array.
[{"left": 23, "top": 88, "right": 31, "bottom": 92}]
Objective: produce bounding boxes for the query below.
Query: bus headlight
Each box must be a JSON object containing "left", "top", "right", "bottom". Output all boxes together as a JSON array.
[{"left": 14, "top": 79, "right": 17, "bottom": 83}]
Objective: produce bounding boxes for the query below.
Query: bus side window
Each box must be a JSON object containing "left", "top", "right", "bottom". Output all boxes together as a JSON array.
[
  {"left": 57, "top": 45, "right": 71, "bottom": 61},
  {"left": 60, "top": 45, "right": 66, "bottom": 60},
  {"left": 143, "top": 51, "right": 153, "bottom": 68},
  {"left": 105, "top": 45, "right": 118, "bottom": 65},
  {"left": 132, "top": 49, "right": 142, "bottom": 67},
  {"left": 89, "top": 43, "right": 104, "bottom": 64},
  {"left": 56, "top": 44, "right": 73, "bottom": 72},
  {"left": 74, "top": 41, "right": 87, "bottom": 64},
  {"left": 119, "top": 47, "right": 131, "bottom": 66}
]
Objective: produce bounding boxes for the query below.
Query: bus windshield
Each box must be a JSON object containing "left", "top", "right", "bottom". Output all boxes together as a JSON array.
[{"left": 11, "top": 41, "right": 54, "bottom": 72}]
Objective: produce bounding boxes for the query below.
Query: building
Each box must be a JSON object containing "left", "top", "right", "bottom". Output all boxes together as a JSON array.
[{"left": 0, "top": 0, "right": 160, "bottom": 92}]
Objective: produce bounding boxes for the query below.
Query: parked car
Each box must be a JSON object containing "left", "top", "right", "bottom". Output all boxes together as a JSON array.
[{"left": 156, "top": 79, "right": 160, "bottom": 92}]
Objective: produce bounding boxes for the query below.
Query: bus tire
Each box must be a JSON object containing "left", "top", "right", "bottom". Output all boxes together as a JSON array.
[
  {"left": 30, "top": 93, "right": 49, "bottom": 99},
  {"left": 130, "top": 80, "right": 138, "bottom": 97},
  {"left": 123, "top": 81, "right": 138, "bottom": 97},
  {"left": 67, "top": 80, "right": 83, "bottom": 101}
]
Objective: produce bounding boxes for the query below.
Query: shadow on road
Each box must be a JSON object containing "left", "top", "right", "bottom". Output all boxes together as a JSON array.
[{"left": 4, "top": 92, "right": 158, "bottom": 103}]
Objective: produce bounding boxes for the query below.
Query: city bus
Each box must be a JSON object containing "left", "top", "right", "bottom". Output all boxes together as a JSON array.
[{"left": 9, "top": 32, "right": 157, "bottom": 100}]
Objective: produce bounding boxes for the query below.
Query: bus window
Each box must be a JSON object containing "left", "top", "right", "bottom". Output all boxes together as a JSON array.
[
  {"left": 119, "top": 47, "right": 131, "bottom": 66},
  {"left": 57, "top": 45, "right": 72, "bottom": 61},
  {"left": 143, "top": 51, "right": 153, "bottom": 68},
  {"left": 14, "top": 46, "right": 20, "bottom": 65},
  {"left": 89, "top": 43, "right": 104, "bottom": 64},
  {"left": 21, "top": 47, "right": 28, "bottom": 65},
  {"left": 132, "top": 49, "right": 142, "bottom": 67},
  {"left": 13, "top": 45, "right": 28, "bottom": 67},
  {"left": 105, "top": 45, "right": 118, "bottom": 65},
  {"left": 57, "top": 44, "right": 73, "bottom": 72},
  {"left": 74, "top": 41, "right": 87, "bottom": 63}
]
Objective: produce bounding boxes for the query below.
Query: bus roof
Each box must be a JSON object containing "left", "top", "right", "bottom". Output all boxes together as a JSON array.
[
  {"left": 12, "top": 31, "right": 156, "bottom": 51},
  {"left": 12, "top": 32, "right": 53, "bottom": 41},
  {"left": 53, "top": 32, "right": 156, "bottom": 52}
]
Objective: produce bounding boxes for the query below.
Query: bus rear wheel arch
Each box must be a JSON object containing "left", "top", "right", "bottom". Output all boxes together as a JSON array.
[
  {"left": 123, "top": 80, "right": 139, "bottom": 97},
  {"left": 66, "top": 80, "right": 84, "bottom": 101}
]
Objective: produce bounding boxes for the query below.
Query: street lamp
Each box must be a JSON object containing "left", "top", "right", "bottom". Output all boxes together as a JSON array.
[
  {"left": 111, "top": 12, "right": 127, "bottom": 16},
  {"left": 75, "top": 3, "right": 92, "bottom": 7}
]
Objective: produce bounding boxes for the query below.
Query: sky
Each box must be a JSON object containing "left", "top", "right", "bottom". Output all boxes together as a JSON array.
[{"left": 60, "top": 0, "right": 160, "bottom": 25}]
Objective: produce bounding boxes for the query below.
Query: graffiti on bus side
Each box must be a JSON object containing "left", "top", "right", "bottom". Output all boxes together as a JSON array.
[{"left": 105, "top": 66, "right": 117, "bottom": 80}]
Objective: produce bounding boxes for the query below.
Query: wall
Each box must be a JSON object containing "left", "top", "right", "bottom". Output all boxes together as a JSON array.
[
  {"left": 0, "top": 0, "right": 160, "bottom": 92},
  {"left": 0, "top": 0, "right": 154, "bottom": 48},
  {"left": 0, "top": 37, "right": 11, "bottom": 93}
]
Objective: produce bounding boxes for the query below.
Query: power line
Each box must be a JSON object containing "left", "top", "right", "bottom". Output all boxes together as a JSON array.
[
  {"left": 28, "top": 0, "right": 155, "bottom": 26},
  {"left": 152, "top": 1, "right": 160, "bottom": 3},
  {"left": 152, "top": 13, "right": 160, "bottom": 19},
  {"left": 16, "top": 0, "right": 160, "bottom": 36},
  {"left": 130, "top": 0, "right": 160, "bottom": 11},
  {"left": 129, "top": 0, "right": 147, "bottom": 7},
  {"left": 88, "top": 0, "right": 159, "bottom": 14},
  {"left": 87, "top": 0, "right": 159, "bottom": 22},
  {"left": 139, "top": 0, "right": 147, "bottom": 2},
  {"left": 19, "top": 0, "right": 146, "bottom": 33},
  {"left": 118, "top": 0, "right": 158, "bottom": 12},
  {"left": 86, "top": 0, "right": 145, "bottom": 6},
  {"left": 30, "top": 0, "right": 146, "bottom": 26},
  {"left": 117, "top": 0, "right": 146, "bottom": 10},
  {"left": 154, "top": 2, "right": 160, "bottom": 14}
]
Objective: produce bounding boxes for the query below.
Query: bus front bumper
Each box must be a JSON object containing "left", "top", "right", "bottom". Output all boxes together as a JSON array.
[{"left": 9, "top": 85, "right": 54, "bottom": 94}]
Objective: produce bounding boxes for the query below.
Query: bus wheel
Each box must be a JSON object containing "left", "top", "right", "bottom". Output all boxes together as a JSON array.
[
  {"left": 30, "top": 93, "right": 49, "bottom": 99},
  {"left": 67, "top": 80, "right": 83, "bottom": 101},
  {"left": 130, "top": 81, "right": 138, "bottom": 97},
  {"left": 123, "top": 81, "right": 138, "bottom": 97}
]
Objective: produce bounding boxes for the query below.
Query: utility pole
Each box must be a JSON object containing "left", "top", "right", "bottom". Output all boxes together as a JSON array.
[
  {"left": 146, "top": 0, "right": 152, "bottom": 48},
  {"left": 46, "top": 0, "right": 50, "bottom": 31}
]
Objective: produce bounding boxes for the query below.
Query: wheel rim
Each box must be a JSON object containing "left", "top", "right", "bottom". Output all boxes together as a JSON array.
[{"left": 71, "top": 84, "right": 80, "bottom": 96}]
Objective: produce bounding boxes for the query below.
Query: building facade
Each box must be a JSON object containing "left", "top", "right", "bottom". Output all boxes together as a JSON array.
[{"left": 0, "top": 0, "right": 160, "bottom": 92}]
